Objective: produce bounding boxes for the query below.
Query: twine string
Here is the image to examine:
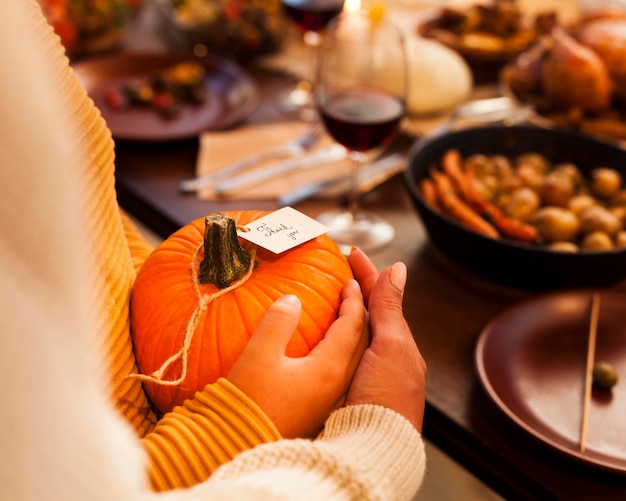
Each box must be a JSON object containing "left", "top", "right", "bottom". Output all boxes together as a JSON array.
[{"left": 130, "top": 229, "right": 256, "bottom": 386}]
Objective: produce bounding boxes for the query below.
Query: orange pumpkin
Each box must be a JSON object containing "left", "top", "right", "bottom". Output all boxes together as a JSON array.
[{"left": 130, "top": 210, "right": 353, "bottom": 413}]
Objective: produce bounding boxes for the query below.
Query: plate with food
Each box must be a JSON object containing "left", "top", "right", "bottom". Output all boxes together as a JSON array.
[
  {"left": 501, "top": 9, "right": 626, "bottom": 145},
  {"left": 475, "top": 289, "right": 626, "bottom": 474},
  {"left": 417, "top": 0, "right": 559, "bottom": 80},
  {"left": 72, "top": 52, "right": 260, "bottom": 141},
  {"left": 151, "top": 0, "right": 286, "bottom": 62},
  {"left": 404, "top": 124, "right": 626, "bottom": 290}
]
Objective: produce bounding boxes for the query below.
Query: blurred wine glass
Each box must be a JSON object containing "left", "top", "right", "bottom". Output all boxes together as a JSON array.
[
  {"left": 279, "top": 0, "right": 345, "bottom": 121},
  {"left": 314, "top": 8, "right": 407, "bottom": 254}
]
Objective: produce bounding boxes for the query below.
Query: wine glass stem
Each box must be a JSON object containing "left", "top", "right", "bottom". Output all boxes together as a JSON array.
[
  {"left": 304, "top": 31, "right": 322, "bottom": 87},
  {"left": 347, "top": 152, "right": 366, "bottom": 215}
]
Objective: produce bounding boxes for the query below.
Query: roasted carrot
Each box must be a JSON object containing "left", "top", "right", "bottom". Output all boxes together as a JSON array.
[
  {"left": 463, "top": 162, "right": 538, "bottom": 243},
  {"left": 430, "top": 168, "right": 499, "bottom": 239},
  {"left": 419, "top": 177, "right": 440, "bottom": 211},
  {"left": 441, "top": 148, "right": 469, "bottom": 198},
  {"left": 481, "top": 204, "right": 539, "bottom": 243}
]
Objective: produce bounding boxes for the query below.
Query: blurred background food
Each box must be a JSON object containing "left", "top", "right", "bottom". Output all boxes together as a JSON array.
[
  {"left": 501, "top": 4, "right": 626, "bottom": 143},
  {"left": 417, "top": 0, "right": 562, "bottom": 82},
  {"left": 419, "top": 0, "right": 553, "bottom": 59},
  {"left": 37, "top": 0, "right": 144, "bottom": 58},
  {"left": 38, "top": 0, "right": 286, "bottom": 62},
  {"left": 404, "top": 125, "right": 626, "bottom": 290},
  {"left": 418, "top": 148, "right": 626, "bottom": 251},
  {"left": 151, "top": 0, "right": 286, "bottom": 62}
]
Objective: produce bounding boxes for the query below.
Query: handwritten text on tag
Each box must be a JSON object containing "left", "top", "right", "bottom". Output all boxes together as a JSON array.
[{"left": 238, "top": 206, "right": 329, "bottom": 254}]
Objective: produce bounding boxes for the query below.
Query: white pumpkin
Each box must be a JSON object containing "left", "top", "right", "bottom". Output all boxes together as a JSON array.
[{"left": 406, "top": 36, "right": 473, "bottom": 116}]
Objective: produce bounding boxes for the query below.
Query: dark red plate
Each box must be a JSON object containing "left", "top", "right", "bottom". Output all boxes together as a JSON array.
[
  {"left": 475, "top": 290, "right": 626, "bottom": 474},
  {"left": 72, "top": 52, "right": 259, "bottom": 141}
]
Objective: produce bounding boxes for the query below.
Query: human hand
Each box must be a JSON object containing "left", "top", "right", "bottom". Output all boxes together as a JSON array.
[
  {"left": 226, "top": 279, "right": 368, "bottom": 439},
  {"left": 347, "top": 248, "right": 427, "bottom": 431},
  {"left": 346, "top": 246, "right": 379, "bottom": 306}
]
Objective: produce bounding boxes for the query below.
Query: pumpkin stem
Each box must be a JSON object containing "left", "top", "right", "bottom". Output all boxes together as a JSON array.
[{"left": 198, "top": 213, "right": 252, "bottom": 289}]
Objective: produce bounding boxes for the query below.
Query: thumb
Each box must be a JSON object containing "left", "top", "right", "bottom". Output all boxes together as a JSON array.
[
  {"left": 244, "top": 294, "right": 303, "bottom": 358},
  {"left": 368, "top": 262, "right": 407, "bottom": 334}
]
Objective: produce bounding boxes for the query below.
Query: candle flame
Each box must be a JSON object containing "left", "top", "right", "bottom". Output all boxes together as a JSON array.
[{"left": 344, "top": 0, "right": 361, "bottom": 12}]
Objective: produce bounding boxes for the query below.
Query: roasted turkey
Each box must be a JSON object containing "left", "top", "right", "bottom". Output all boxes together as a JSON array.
[{"left": 501, "top": 8, "right": 626, "bottom": 141}]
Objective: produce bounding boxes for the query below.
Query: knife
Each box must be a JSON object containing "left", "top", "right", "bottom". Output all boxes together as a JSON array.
[
  {"left": 278, "top": 152, "right": 405, "bottom": 206},
  {"left": 214, "top": 144, "right": 347, "bottom": 195}
]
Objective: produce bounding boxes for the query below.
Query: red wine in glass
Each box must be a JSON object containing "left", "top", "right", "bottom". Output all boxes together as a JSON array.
[
  {"left": 279, "top": 0, "right": 345, "bottom": 120},
  {"left": 281, "top": 0, "right": 345, "bottom": 33},
  {"left": 313, "top": 10, "right": 407, "bottom": 254},
  {"left": 318, "top": 87, "right": 405, "bottom": 152}
]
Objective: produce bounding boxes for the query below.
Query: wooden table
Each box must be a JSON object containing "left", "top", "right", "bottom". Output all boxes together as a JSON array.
[
  {"left": 114, "top": 70, "right": 626, "bottom": 501},
  {"left": 111, "top": 5, "right": 626, "bottom": 499}
]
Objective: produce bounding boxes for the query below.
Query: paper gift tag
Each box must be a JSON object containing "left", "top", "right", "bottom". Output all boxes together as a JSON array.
[{"left": 238, "top": 207, "right": 329, "bottom": 254}]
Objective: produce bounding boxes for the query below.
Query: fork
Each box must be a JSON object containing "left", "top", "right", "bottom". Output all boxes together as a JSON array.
[{"left": 179, "top": 123, "right": 323, "bottom": 193}]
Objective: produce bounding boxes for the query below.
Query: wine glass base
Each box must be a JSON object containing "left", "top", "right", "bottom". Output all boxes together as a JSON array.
[
  {"left": 317, "top": 208, "right": 395, "bottom": 255},
  {"left": 277, "top": 83, "right": 317, "bottom": 122}
]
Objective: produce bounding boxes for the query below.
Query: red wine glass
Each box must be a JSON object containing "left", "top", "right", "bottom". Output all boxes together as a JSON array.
[
  {"left": 279, "top": 0, "right": 345, "bottom": 121},
  {"left": 314, "top": 9, "right": 407, "bottom": 253}
]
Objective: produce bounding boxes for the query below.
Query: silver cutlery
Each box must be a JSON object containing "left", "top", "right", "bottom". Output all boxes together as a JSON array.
[
  {"left": 178, "top": 124, "right": 323, "bottom": 193},
  {"left": 214, "top": 144, "right": 347, "bottom": 196},
  {"left": 277, "top": 129, "right": 414, "bottom": 205},
  {"left": 278, "top": 152, "right": 405, "bottom": 206}
]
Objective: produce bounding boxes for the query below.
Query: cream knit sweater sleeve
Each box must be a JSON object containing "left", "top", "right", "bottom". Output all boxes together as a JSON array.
[
  {"left": 0, "top": 1, "right": 425, "bottom": 500},
  {"left": 7, "top": 0, "right": 283, "bottom": 492}
]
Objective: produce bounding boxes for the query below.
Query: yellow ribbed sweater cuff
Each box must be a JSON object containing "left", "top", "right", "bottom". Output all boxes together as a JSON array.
[{"left": 142, "top": 378, "right": 281, "bottom": 491}]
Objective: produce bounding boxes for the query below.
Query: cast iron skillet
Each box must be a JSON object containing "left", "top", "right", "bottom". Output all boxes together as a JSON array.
[{"left": 404, "top": 124, "right": 626, "bottom": 290}]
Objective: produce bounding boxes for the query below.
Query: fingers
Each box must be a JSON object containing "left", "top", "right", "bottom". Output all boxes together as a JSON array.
[
  {"left": 388, "top": 262, "right": 407, "bottom": 296},
  {"left": 346, "top": 261, "right": 427, "bottom": 430},
  {"left": 311, "top": 279, "right": 367, "bottom": 364},
  {"left": 308, "top": 279, "right": 368, "bottom": 415},
  {"left": 243, "top": 294, "right": 302, "bottom": 359},
  {"left": 348, "top": 247, "right": 379, "bottom": 306},
  {"left": 368, "top": 262, "right": 407, "bottom": 335},
  {"left": 229, "top": 282, "right": 369, "bottom": 439}
]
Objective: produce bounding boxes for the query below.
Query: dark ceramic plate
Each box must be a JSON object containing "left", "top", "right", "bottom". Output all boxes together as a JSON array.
[
  {"left": 404, "top": 124, "right": 626, "bottom": 290},
  {"left": 475, "top": 290, "right": 626, "bottom": 474},
  {"left": 72, "top": 52, "right": 259, "bottom": 141}
]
